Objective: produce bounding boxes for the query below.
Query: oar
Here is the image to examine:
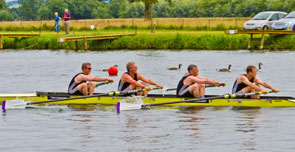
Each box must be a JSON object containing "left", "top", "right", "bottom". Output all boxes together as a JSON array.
[
  {"left": 117, "top": 91, "right": 277, "bottom": 111},
  {"left": 94, "top": 80, "right": 113, "bottom": 88},
  {"left": 165, "top": 83, "right": 226, "bottom": 91},
  {"left": 2, "top": 87, "right": 160, "bottom": 111}
]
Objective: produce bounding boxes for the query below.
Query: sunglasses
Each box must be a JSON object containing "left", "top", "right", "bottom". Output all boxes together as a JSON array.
[{"left": 86, "top": 68, "right": 92, "bottom": 70}]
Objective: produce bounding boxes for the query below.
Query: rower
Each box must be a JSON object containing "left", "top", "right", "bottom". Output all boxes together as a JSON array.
[
  {"left": 68, "top": 63, "right": 113, "bottom": 96},
  {"left": 177, "top": 64, "right": 225, "bottom": 98},
  {"left": 118, "top": 62, "right": 163, "bottom": 96},
  {"left": 232, "top": 65, "right": 279, "bottom": 98}
]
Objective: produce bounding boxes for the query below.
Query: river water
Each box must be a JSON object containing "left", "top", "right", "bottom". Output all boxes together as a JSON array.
[{"left": 0, "top": 50, "right": 295, "bottom": 152}]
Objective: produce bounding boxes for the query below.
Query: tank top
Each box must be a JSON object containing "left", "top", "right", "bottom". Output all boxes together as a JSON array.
[
  {"left": 176, "top": 74, "right": 192, "bottom": 96},
  {"left": 68, "top": 73, "right": 86, "bottom": 94},
  {"left": 232, "top": 74, "right": 254, "bottom": 93},
  {"left": 118, "top": 72, "right": 138, "bottom": 91}
]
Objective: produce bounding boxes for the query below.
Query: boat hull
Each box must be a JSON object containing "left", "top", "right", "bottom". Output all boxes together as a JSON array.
[{"left": 1, "top": 92, "right": 295, "bottom": 108}]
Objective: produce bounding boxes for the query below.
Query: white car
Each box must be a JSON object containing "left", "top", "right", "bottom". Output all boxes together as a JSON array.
[{"left": 244, "top": 11, "right": 287, "bottom": 30}]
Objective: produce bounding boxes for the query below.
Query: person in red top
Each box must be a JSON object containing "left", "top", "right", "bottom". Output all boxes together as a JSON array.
[{"left": 64, "top": 9, "right": 71, "bottom": 35}]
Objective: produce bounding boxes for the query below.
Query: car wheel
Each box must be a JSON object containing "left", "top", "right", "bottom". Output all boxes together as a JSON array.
[
  {"left": 262, "top": 26, "right": 269, "bottom": 30},
  {"left": 262, "top": 25, "right": 268, "bottom": 30}
]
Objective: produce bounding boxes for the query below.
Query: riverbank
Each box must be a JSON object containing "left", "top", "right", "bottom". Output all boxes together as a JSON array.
[{"left": 1, "top": 29, "right": 295, "bottom": 50}]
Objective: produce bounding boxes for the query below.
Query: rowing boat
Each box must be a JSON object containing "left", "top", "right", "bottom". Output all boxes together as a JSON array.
[{"left": 1, "top": 91, "right": 295, "bottom": 108}]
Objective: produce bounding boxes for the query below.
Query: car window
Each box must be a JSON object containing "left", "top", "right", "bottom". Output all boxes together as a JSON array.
[
  {"left": 252, "top": 12, "right": 271, "bottom": 20},
  {"left": 278, "top": 13, "right": 286, "bottom": 19},
  {"left": 270, "top": 14, "right": 278, "bottom": 21},
  {"left": 285, "top": 12, "right": 295, "bottom": 18}
]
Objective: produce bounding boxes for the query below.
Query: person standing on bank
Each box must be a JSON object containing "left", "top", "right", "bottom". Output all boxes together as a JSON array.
[
  {"left": 68, "top": 63, "right": 113, "bottom": 96},
  {"left": 54, "top": 12, "right": 61, "bottom": 35},
  {"left": 64, "top": 9, "right": 71, "bottom": 35}
]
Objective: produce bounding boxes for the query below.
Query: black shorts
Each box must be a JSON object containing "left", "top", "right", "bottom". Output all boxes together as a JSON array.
[
  {"left": 177, "top": 91, "right": 194, "bottom": 98},
  {"left": 69, "top": 90, "right": 83, "bottom": 95}
]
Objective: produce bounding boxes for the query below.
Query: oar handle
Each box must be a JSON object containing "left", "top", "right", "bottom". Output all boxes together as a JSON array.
[
  {"left": 120, "top": 87, "right": 160, "bottom": 95},
  {"left": 205, "top": 83, "right": 226, "bottom": 87},
  {"left": 165, "top": 84, "right": 226, "bottom": 91},
  {"left": 231, "top": 90, "right": 278, "bottom": 98},
  {"left": 94, "top": 81, "right": 112, "bottom": 88}
]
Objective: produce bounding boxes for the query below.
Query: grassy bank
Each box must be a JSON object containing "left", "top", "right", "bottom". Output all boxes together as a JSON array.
[
  {"left": 2, "top": 29, "right": 295, "bottom": 50},
  {"left": 0, "top": 18, "right": 249, "bottom": 31}
]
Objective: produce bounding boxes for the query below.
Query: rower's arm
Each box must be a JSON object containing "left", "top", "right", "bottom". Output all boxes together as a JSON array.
[
  {"left": 78, "top": 74, "right": 112, "bottom": 82},
  {"left": 255, "top": 78, "right": 279, "bottom": 92},
  {"left": 199, "top": 76, "right": 224, "bottom": 85},
  {"left": 137, "top": 74, "right": 163, "bottom": 88},
  {"left": 241, "top": 76, "right": 264, "bottom": 91},
  {"left": 124, "top": 74, "right": 145, "bottom": 88}
]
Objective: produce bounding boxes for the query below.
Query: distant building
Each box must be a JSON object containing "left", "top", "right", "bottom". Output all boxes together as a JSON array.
[
  {"left": 5, "top": 0, "right": 21, "bottom": 8},
  {"left": 98, "top": 0, "right": 110, "bottom": 3},
  {"left": 5, "top": 0, "right": 111, "bottom": 9}
]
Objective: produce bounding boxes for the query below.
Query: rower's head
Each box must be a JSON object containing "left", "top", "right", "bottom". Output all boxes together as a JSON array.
[
  {"left": 246, "top": 65, "right": 257, "bottom": 77},
  {"left": 126, "top": 62, "right": 137, "bottom": 73},
  {"left": 82, "top": 62, "right": 92, "bottom": 74},
  {"left": 188, "top": 64, "right": 198, "bottom": 76},
  {"left": 55, "top": 12, "right": 58, "bottom": 17}
]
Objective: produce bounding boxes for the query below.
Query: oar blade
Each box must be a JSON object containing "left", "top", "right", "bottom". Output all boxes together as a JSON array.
[
  {"left": 116, "top": 96, "right": 145, "bottom": 112},
  {"left": 2, "top": 99, "right": 27, "bottom": 110},
  {"left": 117, "top": 102, "right": 142, "bottom": 111}
]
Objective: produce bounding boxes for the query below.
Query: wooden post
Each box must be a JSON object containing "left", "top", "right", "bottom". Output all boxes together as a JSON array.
[
  {"left": 248, "top": 34, "right": 253, "bottom": 50},
  {"left": 0, "top": 35, "right": 3, "bottom": 50},
  {"left": 208, "top": 19, "right": 210, "bottom": 30},
  {"left": 84, "top": 38, "right": 87, "bottom": 51},
  {"left": 75, "top": 41, "right": 78, "bottom": 52},
  {"left": 260, "top": 33, "right": 265, "bottom": 50},
  {"left": 151, "top": 19, "right": 154, "bottom": 33},
  {"left": 157, "top": 19, "right": 159, "bottom": 27}
]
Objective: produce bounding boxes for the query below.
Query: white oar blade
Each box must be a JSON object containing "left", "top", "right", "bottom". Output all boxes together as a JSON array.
[
  {"left": 119, "top": 102, "right": 142, "bottom": 111},
  {"left": 2, "top": 99, "right": 27, "bottom": 110},
  {"left": 116, "top": 96, "right": 144, "bottom": 112}
]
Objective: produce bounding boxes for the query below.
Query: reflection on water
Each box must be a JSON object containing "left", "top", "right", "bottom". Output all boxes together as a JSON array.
[
  {"left": 178, "top": 107, "right": 206, "bottom": 139},
  {"left": 233, "top": 107, "right": 262, "bottom": 151}
]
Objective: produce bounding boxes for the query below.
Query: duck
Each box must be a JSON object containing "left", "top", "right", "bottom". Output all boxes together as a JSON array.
[
  {"left": 168, "top": 64, "right": 182, "bottom": 70},
  {"left": 217, "top": 64, "right": 232, "bottom": 72},
  {"left": 258, "top": 62, "right": 263, "bottom": 71},
  {"left": 102, "top": 65, "right": 118, "bottom": 72}
]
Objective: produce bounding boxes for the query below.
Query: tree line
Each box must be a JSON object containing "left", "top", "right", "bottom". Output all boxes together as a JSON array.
[{"left": 0, "top": 0, "right": 295, "bottom": 21}]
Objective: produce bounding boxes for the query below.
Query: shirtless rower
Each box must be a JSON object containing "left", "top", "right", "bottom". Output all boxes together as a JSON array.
[
  {"left": 118, "top": 62, "right": 163, "bottom": 96},
  {"left": 68, "top": 63, "right": 113, "bottom": 96},
  {"left": 177, "top": 64, "right": 225, "bottom": 98},
  {"left": 232, "top": 65, "right": 279, "bottom": 98}
]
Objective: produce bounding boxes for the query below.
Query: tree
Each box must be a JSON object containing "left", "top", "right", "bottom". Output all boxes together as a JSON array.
[
  {"left": 38, "top": 4, "right": 51, "bottom": 20},
  {"left": 91, "top": 2, "right": 111, "bottom": 19},
  {"left": 20, "top": 0, "right": 43, "bottom": 20},
  {"left": 0, "top": 0, "right": 7, "bottom": 9},
  {"left": 0, "top": 10, "right": 11, "bottom": 21},
  {"left": 109, "top": 0, "right": 127, "bottom": 18},
  {"left": 129, "top": 0, "right": 172, "bottom": 20}
]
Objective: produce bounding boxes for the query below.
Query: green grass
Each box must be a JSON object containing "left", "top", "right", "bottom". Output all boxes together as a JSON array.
[{"left": 1, "top": 29, "right": 294, "bottom": 50}]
